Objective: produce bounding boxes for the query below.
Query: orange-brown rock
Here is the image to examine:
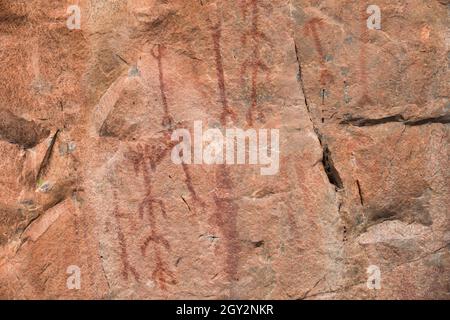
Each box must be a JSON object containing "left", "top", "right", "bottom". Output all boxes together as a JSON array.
[{"left": 0, "top": 0, "right": 448, "bottom": 299}]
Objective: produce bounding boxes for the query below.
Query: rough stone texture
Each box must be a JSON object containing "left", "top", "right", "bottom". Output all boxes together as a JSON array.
[{"left": 0, "top": 0, "right": 448, "bottom": 299}]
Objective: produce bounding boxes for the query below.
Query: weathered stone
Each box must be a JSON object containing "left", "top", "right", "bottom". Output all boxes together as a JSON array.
[{"left": 0, "top": 0, "right": 448, "bottom": 299}]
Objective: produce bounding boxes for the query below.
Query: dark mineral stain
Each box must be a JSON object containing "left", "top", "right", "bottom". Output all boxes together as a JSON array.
[{"left": 0, "top": 109, "right": 49, "bottom": 149}]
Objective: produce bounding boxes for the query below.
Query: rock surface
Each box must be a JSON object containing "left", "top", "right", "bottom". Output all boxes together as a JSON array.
[{"left": 0, "top": 0, "right": 448, "bottom": 299}]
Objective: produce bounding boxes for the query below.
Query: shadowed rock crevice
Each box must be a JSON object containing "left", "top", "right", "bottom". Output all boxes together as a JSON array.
[
  {"left": 294, "top": 41, "right": 344, "bottom": 190},
  {"left": 361, "top": 191, "right": 434, "bottom": 229},
  {"left": 340, "top": 114, "right": 405, "bottom": 126},
  {"left": 406, "top": 114, "right": 450, "bottom": 126},
  {"left": 294, "top": 42, "right": 311, "bottom": 114},
  {"left": 0, "top": 110, "right": 49, "bottom": 148},
  {"left": 0, "top": 2, "right": 28, "bottom": 27},
  {"left": 340, "top": 114, "right": 450, "bottom": 127},
  {"left": 0, "top": 12, "right": 26, "bottom": 26},
  {"left": 322, "top": 145, "right": 344, "bottom": 190},
  {"left": 36, "top": 129, "right": 59, "bottom": 183}
]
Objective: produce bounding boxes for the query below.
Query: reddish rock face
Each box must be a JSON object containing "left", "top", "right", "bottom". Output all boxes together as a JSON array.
[{"left": 0, "top": 0, "right": 448, "bottom": 299}]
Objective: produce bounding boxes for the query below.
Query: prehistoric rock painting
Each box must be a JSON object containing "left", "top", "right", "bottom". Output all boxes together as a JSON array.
[
  {"left": 151, "top": 44, "right": 174, "bottom": 128},
  {"left": 0, "top": 0, "right": 448, "bottom": 300},
  {"left": 240, "top": 0, "right": 270, "bottom": 126},
  {"left": 209, "top": 17, "right": 237, "bottom": 125},
  {"left": 126, "top": 142, "right": 177, "bottom": 289},
  {"left": 111, "top": 190, "right": 141, "bottom": 282}
]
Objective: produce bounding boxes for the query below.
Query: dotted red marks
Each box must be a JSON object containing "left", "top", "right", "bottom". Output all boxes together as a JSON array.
[
  {"left": 112, "top": 190, "right": 141, "bottom": 282},
  {"left": 240, "top": 0, "right": 269, "bottom": 126},
  {"left": 151, "top": 44, "right": 174, "bottom": 128},
  {"left": 209, "top": 18, "right": 237, "bottom": 125},
  {"left": 303, "top": 18, "right": 335, "bottom": 91}
]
